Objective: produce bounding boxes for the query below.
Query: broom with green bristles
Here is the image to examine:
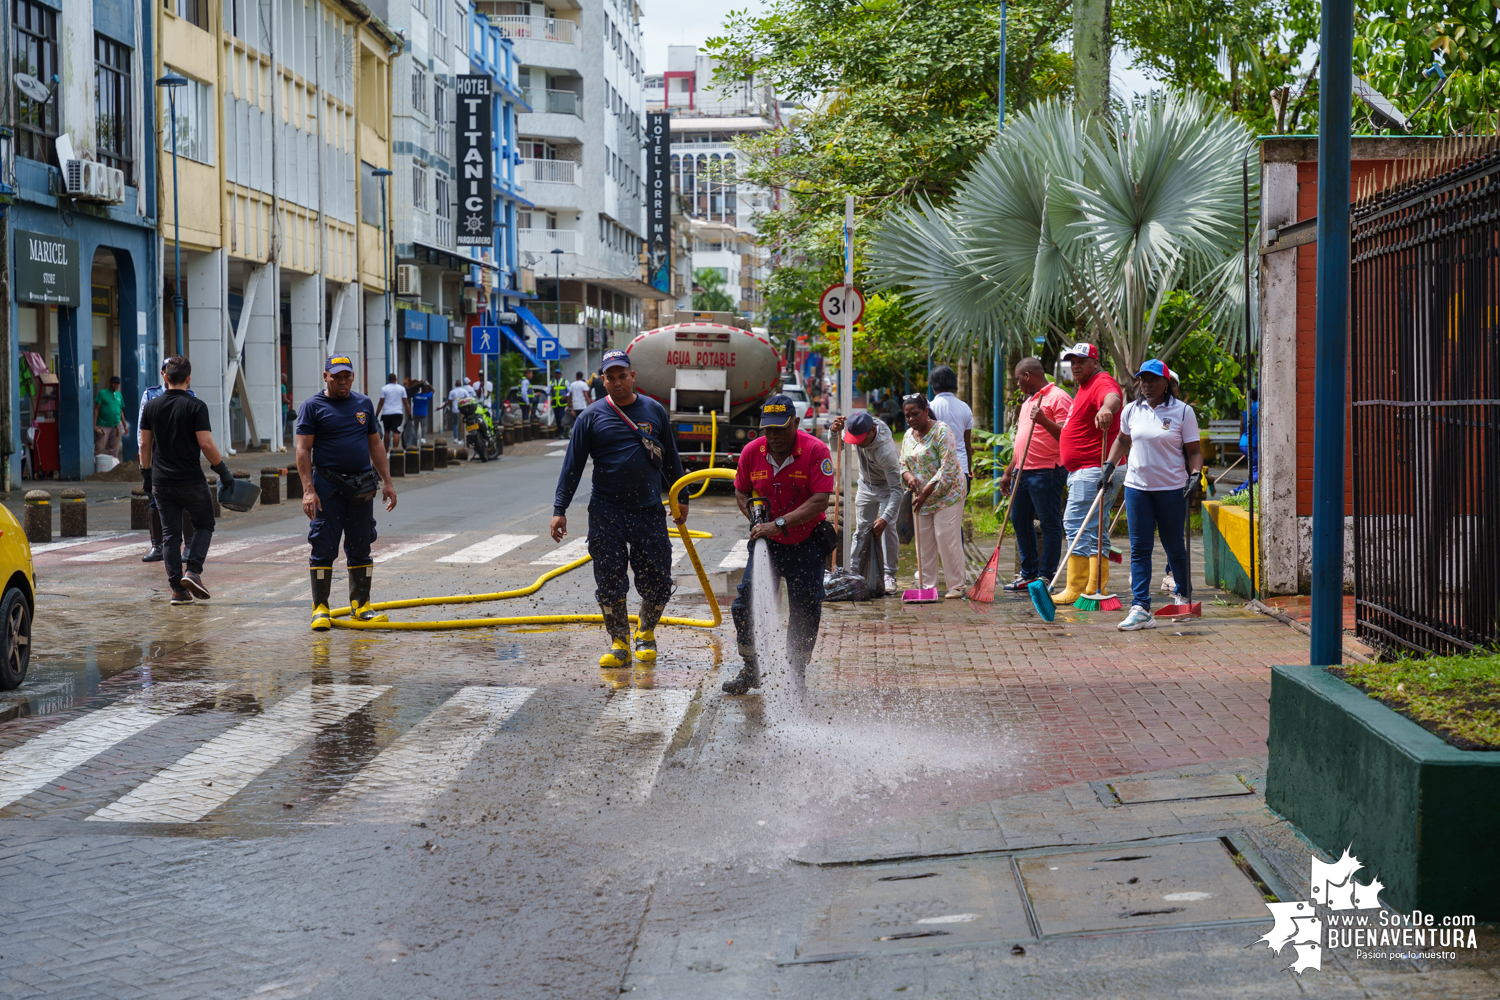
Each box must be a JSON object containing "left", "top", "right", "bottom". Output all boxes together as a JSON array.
[{"left": 1075, "top": 438, "right": 1123, "bottom": 612}]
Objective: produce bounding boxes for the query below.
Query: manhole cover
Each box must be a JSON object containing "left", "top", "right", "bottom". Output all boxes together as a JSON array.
[
  {"left": 789, "top": 859, "right": 1032, "bottom": 963},
  {"left": 1110, "top": 774, "right": 1252, "bottom": 804},
  {"left": 1016, "top": 839, "right": 1268, "bottom": 935}
]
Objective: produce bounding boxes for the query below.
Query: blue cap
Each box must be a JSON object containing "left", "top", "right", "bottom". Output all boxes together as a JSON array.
[
  {"left": 325, "top": 355, "right": 355, "bottom": 374},
  {"left": 1134, "top": 358, "right": 1178, "bottom": 381},
  {"left": 600, "top": 349, "right": 631, "bottom": 373},
  {"left": 759, "top": 394, "right": 797, "bottom": 427}
]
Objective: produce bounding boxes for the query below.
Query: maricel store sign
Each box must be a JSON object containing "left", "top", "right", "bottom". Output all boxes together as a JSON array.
[{"left": 15, "top": 230, "right": 80, "bottom": 307}]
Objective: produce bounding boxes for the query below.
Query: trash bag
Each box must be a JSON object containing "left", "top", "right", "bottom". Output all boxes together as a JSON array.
[
  {"left": 896, "top": 491, "right": 914, "bottom": 545},
  {"left": 850, "top": 526, "right": 886, "bottom": 598},
  {"left": 822, "top": 567, "right": 870, "bottom": 602}
]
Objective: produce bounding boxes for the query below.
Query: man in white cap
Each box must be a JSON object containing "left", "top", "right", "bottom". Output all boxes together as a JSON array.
[{"left": 1054, "top": 343, "right": 1123, "bottom": 604}]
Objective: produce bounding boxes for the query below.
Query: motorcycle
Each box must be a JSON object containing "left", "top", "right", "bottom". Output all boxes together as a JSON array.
[{"left": 458, "top": 397, "right": 501, "bottom": 462}]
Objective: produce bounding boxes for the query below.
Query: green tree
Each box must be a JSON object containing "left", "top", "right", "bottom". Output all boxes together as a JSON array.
[{"left": 692, "top": 268, "right": 736, "bottom": 312}]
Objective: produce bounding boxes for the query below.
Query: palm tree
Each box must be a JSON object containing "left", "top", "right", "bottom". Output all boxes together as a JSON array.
[{"left": 868, "top": 91, "right": 1255, "bottom": 377}]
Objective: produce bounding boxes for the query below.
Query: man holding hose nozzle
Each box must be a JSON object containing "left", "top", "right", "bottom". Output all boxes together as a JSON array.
[{"left": 723, "top": 396, "right": 834, "bottom": 696}]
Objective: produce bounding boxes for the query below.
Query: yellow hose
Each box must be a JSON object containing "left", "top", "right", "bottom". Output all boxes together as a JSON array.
[
  {"left": 687, "top": 414, "right": 719, "bottom": 499},
  {"left": 329, "top": 468, "right": 738, "bottom": 631}
]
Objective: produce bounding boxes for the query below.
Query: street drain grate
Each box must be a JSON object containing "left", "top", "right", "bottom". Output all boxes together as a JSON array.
[
  {"left": 1015, "top": 839, "right": 1269, "bottom": 935},
  {"left": 1108, "top": 773, "right": 1253, "bottom": 804}
]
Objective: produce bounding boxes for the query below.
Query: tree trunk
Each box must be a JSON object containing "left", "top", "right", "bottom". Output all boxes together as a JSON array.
[
  {"left": 957, "top": 349, "right": 971, "bottom": 409},
  {"left": 1073, "top": 0, "right": 1112, "bottom": 122},
  {"left": 971, "top": 351, "right": 986, "bottom": 431}
]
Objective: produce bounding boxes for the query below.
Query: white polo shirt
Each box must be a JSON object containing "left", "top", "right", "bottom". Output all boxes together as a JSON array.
[
  {"left": 928, "top": 392, "right": 974, "bottom": 474},
  {"left": 1119, "top": 395, "right": 1200, "bottom": 492}
]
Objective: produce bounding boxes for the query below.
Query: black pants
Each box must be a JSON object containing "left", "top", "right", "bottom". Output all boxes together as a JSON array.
[
  {"left": 153, "top": 480, "right": 215, "bottom": 589},
  {"left": 587, "top": 502, "right": 673, "bottom": 605},
  {"left": 730, "top": 535, "right": 826, "bottom": 670}
]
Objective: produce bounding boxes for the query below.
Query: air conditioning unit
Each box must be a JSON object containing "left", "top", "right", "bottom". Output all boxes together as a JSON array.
[
  {"left": 62, "top": 159, "right": 126, "bottom": 204},
  {"left": 461, "top": 286, "right": 480, "bottom": 315},
  {"left": 396, "top": 264, "right": 422, "bottom": 297}
]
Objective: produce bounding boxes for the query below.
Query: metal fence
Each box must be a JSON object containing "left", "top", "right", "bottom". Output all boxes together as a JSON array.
[{"left": 1351, "top": 144, "right": 1500, "bottom": 656}]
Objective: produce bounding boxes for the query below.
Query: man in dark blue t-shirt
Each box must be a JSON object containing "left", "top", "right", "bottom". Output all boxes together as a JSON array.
[
  {"left": 552, "top": 350, "right": 688, "bottom": 668},
  {"left": 295, "top": 356, "right": 397, "bottom": 631}
]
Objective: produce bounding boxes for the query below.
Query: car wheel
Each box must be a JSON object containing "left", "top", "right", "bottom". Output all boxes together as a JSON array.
[{"left": 0, "top": 587, "right": 31, "bottom": 690}]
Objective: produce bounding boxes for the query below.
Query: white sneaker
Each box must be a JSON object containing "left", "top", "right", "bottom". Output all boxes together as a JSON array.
[
  {"left": 1118, "top": 605, "right": 1157, "bottom": 631},
  {"left": 883, "top": 575, "right": 898, "bottom": 594},
  {"left": 1160, "top": 572, "right": 1176, "bottom": 594}
]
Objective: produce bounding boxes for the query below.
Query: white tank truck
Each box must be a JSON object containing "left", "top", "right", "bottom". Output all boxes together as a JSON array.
[{"left": 623, "top": 311, "right": 784, "bottom": 469}]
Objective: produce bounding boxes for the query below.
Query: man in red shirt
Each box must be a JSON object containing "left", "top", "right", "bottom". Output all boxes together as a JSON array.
[
  {"left": 1054, "top": 343, "right": 1123, "bottom": 604},
  {"left": 724, "top": 395, "right": 835, "bottom": 696},
  {"left": 999, "top": 357, "right": 1074, "bottom": 590}
]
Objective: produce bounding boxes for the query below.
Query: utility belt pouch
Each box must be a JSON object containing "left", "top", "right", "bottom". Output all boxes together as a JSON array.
[
  {"left": 812, "top": 519, "right": 839, "bottom": 557},
  {"left": 317, "top": 466, "right": 380, "bottom": 504}
]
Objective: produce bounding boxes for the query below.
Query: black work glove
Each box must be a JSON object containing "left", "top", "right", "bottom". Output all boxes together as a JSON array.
[
  {"left": 1184, "top": 471, "right": 1204, "bottom": 501},
  {"left": 141, "top": 467, "right": 152, "bottom": 493},
  {"left": 213, "top": 462, "right": 233, "bottom": 496},
  {"left": 1097, "top": 461, "right": 1117, "bottom": 492}
]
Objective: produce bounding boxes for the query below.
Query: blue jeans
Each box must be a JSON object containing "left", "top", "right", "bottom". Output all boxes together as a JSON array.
[
  {"left": 1124, "top": 486, "right": 1191, "bottom": 611},
  {"left": 1009, "top": 466, "right": 1066, "bottom": 580},
  {"left": 1063, "top": 466, "right": 1119, "bottom": 559}
]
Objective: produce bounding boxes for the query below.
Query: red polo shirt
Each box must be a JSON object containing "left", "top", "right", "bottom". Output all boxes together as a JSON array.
[
  {"left": 1058, "top": 371, "right": 1123, "bottom": 472},
  {"left": 734, "top": 429, "right": 835, "bottom": 545}
]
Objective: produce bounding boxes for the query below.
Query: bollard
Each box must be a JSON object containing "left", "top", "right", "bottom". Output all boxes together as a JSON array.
[
  {"left": 420, "top": 444, "right": 434, "bottom": 471},
  {"left": 260, "top": 467, "right": 281, "bottom": 505},
  {"left": 389, "top": 450, "right": 405, "bottom": 477},
  {"left": 130, "top": 487, "right": 150, "bottom": 529},
  {"left": 22, "top": 490, "right": 52, "bottom": 545},
  {"left": 206, "top": 476, "right": 223, "bottom": 518},
  {"left": 405, "top": 447, "right": 421, "bottom": 476},
  {"left": 454, "top": 445, "right": 469, "bottom": 462},
  {"left": 286, "top": 468, "right": 303, "bottom": 499},
  {"left": 59, "top": 487, "right": 87, "bottom": 537},
  {"left": 434, "top": 439, "right": 448, "bottom": 469}
]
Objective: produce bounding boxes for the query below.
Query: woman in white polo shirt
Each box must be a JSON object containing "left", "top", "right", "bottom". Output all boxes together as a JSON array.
[{"left": 1099, "top": 359, "right": 1204, "bottom": 630}]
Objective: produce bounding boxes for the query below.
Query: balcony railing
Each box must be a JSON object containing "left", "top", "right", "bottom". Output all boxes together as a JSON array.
[
  {"left": 518, "top": 228, "right": 580, "bottom": 255},
  {"left": 527, "top": 301, "right": 584, "bottom": 326},
  {"left": 490, "top": 15, "right": 576, "bottom": 44},
  {"left": 543, "top": 89, "right": 579, "bottom": 116},
  {"left": 519, "top": 157, "right": 578, "bottom": 185}
]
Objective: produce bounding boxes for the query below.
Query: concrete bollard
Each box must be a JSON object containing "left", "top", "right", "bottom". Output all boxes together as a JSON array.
[
  {"left": 260, "top": 467, "right": 281, "bottom": 505},
  {"left": 59, "top": 487, "right": 87, "bottom": 537},
  {"left": 206, "top": 476, "right": 223, "bottom": 518},
  {"left": 454, "top": 445, "right": 469, "bottom": 462},
  {"left": 420, "top": 444, "right": 434, "bottom": 471},
  {"left": 434, "top": 439, "right": 448, "bottom": 469},
  {"left": 286, "top": 468, "right": 303, "bottom": 499},
  {"left": 389, "top": 450, "right": 405, "bottom": 477},
  {"left": 405, "top": 447, "right": 420, "bottom": 475},
  {"left": 23, "top": 490, "right": 52, "bottom": 545},
  {"left": 130, "top": 487, "right": 151, "bottom": 529}
]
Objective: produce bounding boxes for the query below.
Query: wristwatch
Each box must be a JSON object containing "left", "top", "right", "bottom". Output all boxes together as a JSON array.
[{"left": 775, "top": 517, "right": 788, "bottom": 535}]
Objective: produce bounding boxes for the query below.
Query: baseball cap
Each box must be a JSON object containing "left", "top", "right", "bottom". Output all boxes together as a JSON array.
[
  {"left": 843, "top": 411, "right": 876, "bottom": 443},
  {"left": 599, "top": 349, "right": 631, "bottom": 373},
  {"left": 325, "top": 356, "right": 355, "bottom": 374},
  {"left": 759, "top": 394, "right": 796, "bottom": 427},
  {"left": 1134, "top": 358, "right": 1178, "bottom": 381},
  {"left": 1060, "top": 342, "right": 1100, "bottom": 362}
]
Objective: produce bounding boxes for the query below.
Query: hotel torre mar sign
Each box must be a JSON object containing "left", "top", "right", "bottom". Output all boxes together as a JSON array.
[{"left": 15, "top": 230, "right": 80, "bottom": 307}]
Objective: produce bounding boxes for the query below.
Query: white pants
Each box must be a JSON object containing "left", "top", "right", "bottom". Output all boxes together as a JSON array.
[
  {"left": 853, "top": 487, "right": 900, "bottom": 578},
  {"left": 915, "top": 500, "right": 966, "bottom": 592}
]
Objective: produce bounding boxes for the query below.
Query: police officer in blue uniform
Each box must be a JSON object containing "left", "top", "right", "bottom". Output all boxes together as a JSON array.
[
  {"left": 551, "top": 350, "right": 688, "bottom": 667},
  {"left": 294, "top": 356, "right": 398, "bottom": 630}
]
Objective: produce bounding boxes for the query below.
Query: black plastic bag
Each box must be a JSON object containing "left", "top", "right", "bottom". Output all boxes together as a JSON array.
[
  {"left": 822, "top": 567, "right": 870, "bottom": 602},
  {"left": 850, "top": 526, "right": 886, "bottom": 598}
]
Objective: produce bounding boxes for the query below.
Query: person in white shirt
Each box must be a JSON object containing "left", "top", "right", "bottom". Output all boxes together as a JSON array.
[
  {"left": 518, "top": 371, "right": 534, "bottom": 422},
  {"left": 378, "top": 373, "right": 409, "bottom": 449},
  {"left": 568, "top": 371, "right": 592, "bottom": 413},
  {"left": 927, "top": 365, "right": 975, "bottom": 491},
  {"left": 445, "top": 378, "right": 475, "bottom": 439},
  {"left": 1101, "top": 359, "right": 1205, "bottom": 631}
]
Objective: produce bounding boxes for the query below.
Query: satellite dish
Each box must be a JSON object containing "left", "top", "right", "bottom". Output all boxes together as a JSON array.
[
  {"left": 1352, "top": 74, "right": 1410, "bottom": 134},
  {"left": 13, "top": 73, "right": 51, "bottom": 104}
]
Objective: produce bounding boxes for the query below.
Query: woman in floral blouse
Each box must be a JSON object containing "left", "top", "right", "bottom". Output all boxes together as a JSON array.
[{"left": 899, "top": 392, "right": 968, "bottom": 598}]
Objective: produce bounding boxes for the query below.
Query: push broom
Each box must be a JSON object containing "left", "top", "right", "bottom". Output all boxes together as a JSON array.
[
  {"left": 1027, "top": 489, "right": 1104, "bottom": 622},
  {"left": 1075, "top": 439, "right": 1123, "bottom": 611}
]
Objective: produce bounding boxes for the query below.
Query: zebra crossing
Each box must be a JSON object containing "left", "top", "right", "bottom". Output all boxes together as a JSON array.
[{"left": 0, "top": 680, "right": 700, "bottom": 827}]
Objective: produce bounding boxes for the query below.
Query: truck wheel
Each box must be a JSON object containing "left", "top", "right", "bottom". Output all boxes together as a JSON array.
[{"left": 0, "top": 587, "right": 31, "bottom": 690}]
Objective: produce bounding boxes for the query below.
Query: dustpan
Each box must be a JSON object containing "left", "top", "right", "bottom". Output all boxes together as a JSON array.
[
  {"left": 902, "top": 497, "right": 939, "bottom": 604},
  {"left": 1157, "top": 497, "right": 1202, "bottom": 618}
]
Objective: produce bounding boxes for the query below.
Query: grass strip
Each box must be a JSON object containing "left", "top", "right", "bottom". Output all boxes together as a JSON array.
[{"left": 1330, "top": 653, "right": 1500, "bottom": 751}]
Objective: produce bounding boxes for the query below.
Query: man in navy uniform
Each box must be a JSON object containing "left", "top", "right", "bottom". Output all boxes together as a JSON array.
[
  {"left": 295, "top": 356, "right": 398, "bottom": 630},
  {"left": 551, "top": 349, "right": 688, "bottom": 667}
]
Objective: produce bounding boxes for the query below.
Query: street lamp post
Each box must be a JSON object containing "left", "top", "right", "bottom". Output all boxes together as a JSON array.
[
  {"left": 373, "top": 168, "right": 394, "bottom": 385},
  {"left": 156, "top": 72, "right": 188, "bottom": 357},
  {"left": 550, "top": 247, "right": 564, "bottom": 385}
]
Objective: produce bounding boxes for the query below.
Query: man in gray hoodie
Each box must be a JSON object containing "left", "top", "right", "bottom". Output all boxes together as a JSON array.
[{"left": 831, "top": 411, "right": 902, "bottom": 593}]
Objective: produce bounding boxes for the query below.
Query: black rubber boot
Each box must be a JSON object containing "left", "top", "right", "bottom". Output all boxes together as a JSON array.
[
  {"left": 310, "top": 567, "right": 333, "bottom": 631},
  {"left": 347, "top": 564, "right": 388, "bottom": 623},
  {"left": 599, "top": 598, "right": 631, "bottom": 667},
  {"left": 634, "top": 600, "right": 667, "bottom": 663},
  {"left": 142, "top": 507, "right": 164, "bottom": 562},
  {"left": 722, "top": 659, "right": 761, "bottom": 695}
]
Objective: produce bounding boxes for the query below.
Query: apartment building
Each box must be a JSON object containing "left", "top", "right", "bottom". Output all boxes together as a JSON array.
[
  {"left": 154, "top": 0, "right": 397, "bottom": 455},
  {"left": 4, "top": 0, "right": 160, "bottom": 481},
  {"left": 480, "top": 0, "right": 665, "bottom": 375}
]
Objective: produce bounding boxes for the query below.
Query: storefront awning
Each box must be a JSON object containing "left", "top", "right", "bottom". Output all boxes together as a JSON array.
[{"left": 515, "top": 305, "right": 570, "bottom": 357}]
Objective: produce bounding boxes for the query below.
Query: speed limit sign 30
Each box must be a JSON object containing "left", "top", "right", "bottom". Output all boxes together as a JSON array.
[{"left": 819, "top": 284, "right": 865, "bottom": 327}]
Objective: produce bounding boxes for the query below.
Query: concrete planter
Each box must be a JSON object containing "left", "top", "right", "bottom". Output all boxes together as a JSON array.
[
  {"left": 1267, "top": 664, "right": 1500, "bottom": 918},
  {"left": 1201, "top": 500, "right": 1259, "bottom": 598}
]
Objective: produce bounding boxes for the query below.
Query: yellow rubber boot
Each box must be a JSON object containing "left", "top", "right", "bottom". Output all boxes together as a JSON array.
[
  {"left": 633, "top": 629, "right": 657, "bottom": 663},
  {"left": 310, "top": 567, "right": 333, "bottom": 631},
  {"left": 600, "top": 638, "right": 631, "bottom": 668},
  {"left": 1052, "top": 555, "right": 1092, "bottom": 605}
]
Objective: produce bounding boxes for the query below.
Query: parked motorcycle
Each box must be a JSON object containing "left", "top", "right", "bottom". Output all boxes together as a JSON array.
[{"left": 458, "top": 397, "right": 501, "bottom": 461}]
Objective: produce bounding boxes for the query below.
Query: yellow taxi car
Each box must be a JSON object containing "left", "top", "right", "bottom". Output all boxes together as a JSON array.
[{"left": 0, "top": 501, "right": 34, "bottom": 689}]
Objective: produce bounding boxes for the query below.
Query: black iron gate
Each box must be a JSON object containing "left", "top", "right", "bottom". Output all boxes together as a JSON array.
[{"left": 1351, "top": 147, "right": 1500, "bottom": 656}]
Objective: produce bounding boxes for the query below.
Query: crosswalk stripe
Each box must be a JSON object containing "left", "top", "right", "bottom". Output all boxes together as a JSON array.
[
  {"left": 65, "top": 542, "right": 155, "bottom": 563},
  {"left": 549, "top": 688, "right": 693, "bottom": 806},
  {"left": 315, "top": 686, "right": 534, "bottom": 822},
  {"left": 30, "top": 532, "right": 135, "bottom": 555},
  {"left": 717, "top": 539, "right": 750, "bottom": 571},
  {"left": 530, "top": 537, "right": 588, "bottom": 565},
  {"left": 374, "top": 533, "right": 455, "bottom": 563},
  {"left": 87, "top": 684, "right": 389, "bottom": 824},
  {"left": 670, "top": 539, "right": 687, "bottom": 567},
  {"left": 0, "top": 683, "right": 224, "bottom": 811},
  {"left": 436, "top": 534, "right": 537, "bottom": 564},
  {"left": 210, "top": 534, "right": 300, "bottom": 558},
  {"left": 249, "top": 544, "right": 307, "bottom": 564}
]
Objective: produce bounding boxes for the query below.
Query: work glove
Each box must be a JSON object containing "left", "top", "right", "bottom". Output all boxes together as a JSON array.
[
  {"left": 1183, "top": 471, "right": 1204, "bottom": 501},
  {"left": 213, "top": 462, "right": 234, "bottom": 497},
  {"left": 140, "top": 467, "right": 152, "bottom": 493},
  {"left": 1097, "top": 462, "right": 1117, "bottom": 492}
]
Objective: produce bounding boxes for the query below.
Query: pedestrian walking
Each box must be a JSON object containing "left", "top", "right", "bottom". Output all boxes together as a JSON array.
[
  {"left": 723, "top": 395, "right": 834, "bottom": 695},
  {"left": 93, "top": 375, "right": 128, "bottom": 460},
  {"left": 830, "top": 411, "right": 901, "bottom": 594},
  {"left": 138, "top": 356, "right": 229, "bottom": 606},
  {"left": 550, "top": 377, "right": 568, "bottom": 430},
  {"left": 377, "top": 373, "right": 408, "bottom": 449},
  {"left": 927, "top": 366, "right": 975, "bottom": 491},
  {"left": 565, "top": 370, "right": 590, "bottom": 434},
  {"left": 519, "top": 370, "right": 534, "bottom": 422},
  {"left": 551, "top": 350, "right": 689, "bottom": 668},
  {"left": 588, "top": 370, "right": 605, "bottom": 403},
  {"left": 139, "top": 360, "right": 197, "bottom": 563},
  {"left": 296, "top": 356, "right": 398, "bottom": 631},
  {"left": 998, "top": 358, "right": 1073, "bottom": 591},
  {"left": 1102, "top": 359, "right": 1204, "bottom": 630},
  {"left": 899, "top": 393, "right": 968, "bottom": 598},
  {"left": 1054, "top": 343, "right": 1124, "bottom": 605},
  {"left": 445, "top": 378, "right": 474, "bottom": 440}
]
